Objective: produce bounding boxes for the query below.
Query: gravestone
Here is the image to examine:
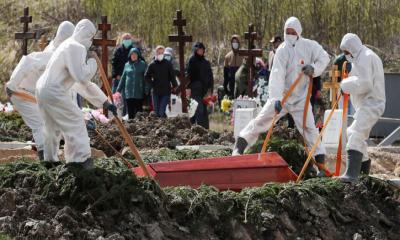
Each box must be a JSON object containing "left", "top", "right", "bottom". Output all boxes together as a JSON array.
[
  {"left": 234, "top": 108, "right": 258, "bottom": 138},
  {"left": 322, "top": 109, "right": 347, "bottom": 153},
  {"left": 370, "top": 73, "right": 400, "bottom": 137}
]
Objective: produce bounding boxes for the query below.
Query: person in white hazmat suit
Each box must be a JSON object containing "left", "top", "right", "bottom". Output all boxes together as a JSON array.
[
  {"left": 5, "top": 21, "right": 75, "bottom": 160},
  {"left": 338, "top": 33, "right": 385, "bottom": 183},
  {"left": 36, "top": 19, "right": 117, "bottom": 169},
  {"left": 233, "top": 17, "right": 330, "bottom": 176}
]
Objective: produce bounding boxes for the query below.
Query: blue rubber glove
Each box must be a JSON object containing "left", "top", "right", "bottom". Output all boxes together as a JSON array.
[
  {"left": 86, "top": 119, "right": 96, "bottom": 130},
  {"left": 274, "top": 100, "right": 282, "bottom": 114},
  {"left": 302, "top": 64, "right": 314, "bottom": 76}
]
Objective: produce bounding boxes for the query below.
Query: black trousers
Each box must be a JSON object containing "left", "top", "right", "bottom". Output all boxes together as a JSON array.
[
  {"left": 126, "top": 98, "right": 143, "bottom": 119},
  {"left": 190, "top": 95, "right": 209, "bottom": 129}
]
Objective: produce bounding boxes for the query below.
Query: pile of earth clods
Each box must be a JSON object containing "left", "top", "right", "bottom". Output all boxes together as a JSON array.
[
  {"left": 0, "top": 112, "right": 32, "bottom": 142},
  {"left": 89, "top": 112, "right": 234, "bottom": 156},
  {"left": 0, "top": 159, "right": 398, "bottom": 240}
]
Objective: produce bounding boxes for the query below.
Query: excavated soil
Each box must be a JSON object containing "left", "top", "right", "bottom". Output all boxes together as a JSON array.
[
  {"left": 0, "top": 160, "right": 398, "bottom": 240},
  {"left": 0, "top": 112, "right": 32, "bottom": 142},
  {"left": 89, "top": 112, "right": 234, "bottom": 156}
]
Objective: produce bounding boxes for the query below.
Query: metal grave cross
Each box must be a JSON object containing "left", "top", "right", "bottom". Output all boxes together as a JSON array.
[
  {"left": 168, "top": 10, "right": 193, "bottom": 113},
  {"left": 237, "top": 24, "right": 263, "bottom": 97},
  {"left": 323, "top": 65, "right": 341, "bottom": 108},
  {"left": 15, "top": 7, "right": 36, "bottom": 56}
]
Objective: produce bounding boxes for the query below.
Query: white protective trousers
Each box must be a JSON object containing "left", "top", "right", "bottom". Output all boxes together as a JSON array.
[
  {"left": 10, "top": 96, "right": 44, "bottom": 150},
  {"left": 239, "top": 98, "right": 325, "bottom": 156}
]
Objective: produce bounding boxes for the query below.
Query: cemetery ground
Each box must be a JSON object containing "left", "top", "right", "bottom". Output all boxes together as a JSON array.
[{"left": 0, "top": 111, "right": 399, "bottom": 239}]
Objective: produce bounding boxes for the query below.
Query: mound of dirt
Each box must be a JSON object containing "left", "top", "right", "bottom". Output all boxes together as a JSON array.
[
  {"left": 0, "top": 112, "right": 32, "bottom": 142},
  {"left": 369, "top": 147, "right": 400, "bottom": 178},
  {"left": 0, "top": 160, "right": 398, "bottom": 239},
  {"left": 89, "top": 112, "right": 234, "bottom": 156}
]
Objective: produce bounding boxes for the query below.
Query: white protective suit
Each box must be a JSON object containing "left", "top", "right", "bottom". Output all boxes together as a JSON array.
[
  {"left": 239, "top": 17, "right": 330, "bottom": 156},
  {"left": 5, "top": 21, "right": 75, "bottom": 151},
  {"left": 340, "top": 33, "right": 385, "bottom": 161},
  {"left": 44, "top": 21, "right": 75, "bottom": 53},
  {"left": 36, "top": 19, "right": 108, "bottom": 163}
]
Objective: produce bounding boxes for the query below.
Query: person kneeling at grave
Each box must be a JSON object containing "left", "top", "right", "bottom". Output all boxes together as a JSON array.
[
  {"left": 232, "top": 17, "right": 330, "bottom": 177},
  {"left": 338, "top": 33, "right": 385, "bottom": 183},
  {"left": 35, "top": 19, "right": 117, "bottom": 169}
]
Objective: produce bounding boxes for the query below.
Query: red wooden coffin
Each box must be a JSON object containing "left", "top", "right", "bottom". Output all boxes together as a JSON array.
[{"left": 134, "top": 152, "right": 298, "bottom": 191}]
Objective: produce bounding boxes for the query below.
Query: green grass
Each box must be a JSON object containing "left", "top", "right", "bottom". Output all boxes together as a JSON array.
[{"left": 0, "top": 233, "right": 12, "bottom": 240}]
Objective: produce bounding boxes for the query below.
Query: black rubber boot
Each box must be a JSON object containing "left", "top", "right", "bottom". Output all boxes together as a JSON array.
[
  {"left": 82, "top": 158, "right": 94, "bottom": 169},
  {"left": 41, "top": 160, "right": 62, "bottom": 169},
  {"left": 339, "top": 150, "right": 363, "bottom": 183},
  {"left": 37, "top": 150, "right": 44, "bottom": 161},
  {"left": 65, "top": 158, "right": 94, "bottom": 170},
  {"left": 360, "top": 159, "right": 371, "bottom": 175},
  {"left": 232, "top": 137, "right": 248, "bottom": 155},
  {"left": 304, "top": 163, "right": 317, "bottom": 179},
  {"left": 315, "top": 154, "right": 327, "bottom": 177}
]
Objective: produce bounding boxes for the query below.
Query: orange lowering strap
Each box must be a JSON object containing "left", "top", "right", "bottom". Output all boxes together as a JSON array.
[
  {"left": 335, "top": 61, "right": 350, "bottom": 176},
  {"left": 12, "top": 91, "right": 37, "bottom": 104},
  {"left": 260, "top": 71, "right": 304, "bottom": 154},
  {"left": 296, "top": 93, "right": 342, "bottom": 182}
]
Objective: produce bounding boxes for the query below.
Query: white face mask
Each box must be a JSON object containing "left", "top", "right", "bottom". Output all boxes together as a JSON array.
[
  {"left": 285, "top": 34, "right": 298, "bottom": 46},
  {"left": 81, "top": 39, "right": 92, "bottom": 50},
  {"left": 345, "top": 54, "right": 353, "bottom": 63},
  {"left": 232, "top": 42, "right": 239, "bottom": 50},
  {"left": 156, "top": 54, "right": 164, "bottom": 61}
]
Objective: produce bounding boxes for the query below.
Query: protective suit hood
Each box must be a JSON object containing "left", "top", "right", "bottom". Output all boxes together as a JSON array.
[
  {"left": 72, "top": 19, "right": 97, "bottom": 49},
  {"left": 284, "top": 17, "right": 302, "bottom": 36},
  {"left": 340, "top": 33, "right": 363, "bottom": 59},
  {"left": 52, "top": 21, "right": 75, "bottom": 48}
]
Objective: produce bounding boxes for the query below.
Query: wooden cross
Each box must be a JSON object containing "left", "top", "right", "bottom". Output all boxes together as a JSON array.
[
  {"left": 93, "top": 16, "right": 116, "bottom": 114},
  {"left": 93, "top": 16, "right": 116, "bottom": 83},
  {"left": 237, "top": 24, "right": 262, "bottom": 97},
  {"left": 323, "top": 65, "right": 341, "bottom": 108},
  {"left": 15, "top": 7, "right": 36, "bottom": 56},
  {"left": 168, "top": 10, "right": 193, "bottom": 113}
]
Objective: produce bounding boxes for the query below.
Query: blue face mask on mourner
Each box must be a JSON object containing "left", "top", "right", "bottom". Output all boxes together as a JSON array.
[
  {"left": 164, "top": 55, "right": 172, "bottom": 61},
  {"left": 122, "top": 39, "right": 133, "bottom": 48}
]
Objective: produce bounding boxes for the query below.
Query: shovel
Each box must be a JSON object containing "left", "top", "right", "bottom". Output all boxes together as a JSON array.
[{"left": 93, "top": 53, "right": 152, "bottom": 177}]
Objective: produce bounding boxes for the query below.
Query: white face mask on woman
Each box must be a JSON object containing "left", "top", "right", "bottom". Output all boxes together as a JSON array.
[
  {"left": 156, "top": 54, "right": 164, "bottom": 61},
  {"left": 232, "top": 42, "right": 239, "bottom": 50}
]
